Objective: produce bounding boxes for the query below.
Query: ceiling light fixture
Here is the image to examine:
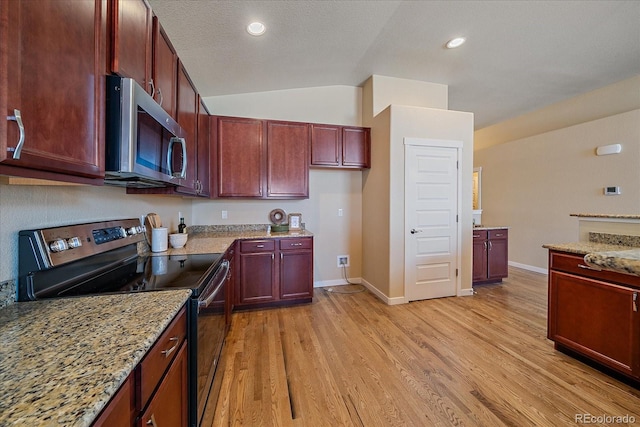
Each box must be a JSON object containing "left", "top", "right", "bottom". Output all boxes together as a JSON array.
[
  {"left": 446, "top": 37, "right": 466, "bottom": 49},
  {"left": 246, "top": 22, "right": 266, "bottom": 36}
]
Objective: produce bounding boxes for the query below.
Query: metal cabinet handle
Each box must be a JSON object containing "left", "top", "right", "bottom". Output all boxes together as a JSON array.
[
  {"left": 256, "top": 244, "right": 265, "bottom": 248},
  {"left": 146, "top": 414, "right": 158, "bottom": 427},
  {"left": 7, "top": 109, "right": 25, "bottom": 159},
  {"left": 488, "top": 241, "right": 493, "bottom": 251},
  {"left": 156, "top": 87, "right": 164, "bottom": 106},
  {"left": 495, "top": 233, "right": 504, "bottom": 237},
  {"left": 148, "top": 78, "right": 155, "bottom": 97},
  {"left": 161, "top": 336, "right": 179, "bottom": 358},
  {"left": 578, "top": 263, "right": 601, "bottom": 271},
  {"left": 484, "top": 241, "right": 487, "bottom": 251},
  {"left": 410, "top": 229, "right": 422, "bottom": 234},
  {"left": 290, "top": 242, "right": 303, "bottom": 246},
  {"left": 633, "top": 292, "right": 638, "bottom": 312}
]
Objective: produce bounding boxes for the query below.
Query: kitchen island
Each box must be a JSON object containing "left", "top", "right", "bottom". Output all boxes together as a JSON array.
[
  {"left": 0, "top": 290, "right": 191, "bottom": 426},
  {"left": 543, "top": 226, "right": 640, "bottom": 383}
]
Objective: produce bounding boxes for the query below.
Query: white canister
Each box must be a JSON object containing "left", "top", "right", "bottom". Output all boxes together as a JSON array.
[{"left": 151, "top": 227, "right": 168, "bottom": 252}]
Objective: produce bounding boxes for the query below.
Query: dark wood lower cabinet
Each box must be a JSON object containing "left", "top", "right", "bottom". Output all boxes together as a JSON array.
[
  {"left": 236, "top": 237, "right": 313, "bottom": 309},
  {"left": 92, "top": 307, "right": 188, "bottom": 426},
  {"left": 547, "top": 250, "right": 640, "bottom": 381},
  {"left": 139, "top": 342, "right": 188, "bottom": 427},
  {"left": 473, "top": 229, "right": 508, "bottom": 284}
]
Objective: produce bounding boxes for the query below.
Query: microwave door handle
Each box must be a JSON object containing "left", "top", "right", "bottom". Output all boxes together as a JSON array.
[{"left": 167, "top": 137, "right": 187, "bottom": 179}]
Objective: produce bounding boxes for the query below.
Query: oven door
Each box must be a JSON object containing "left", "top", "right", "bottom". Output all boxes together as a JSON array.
[{"left": 193, "top": 260, "right": 229, "bottom": 426}]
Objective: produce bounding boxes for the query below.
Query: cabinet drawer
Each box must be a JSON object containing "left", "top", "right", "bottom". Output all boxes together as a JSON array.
[
  {"left": 280, "top": 237, "right": 313, "bottom": 251},
  {"left": 240, "top": 239, "right": 275, "bottom": 253},
  {"left": 473, "top": 230, "right": 487, "bottom": 240},
  {"left": 549, "top": 251, "right": 640, "bottom": 288},
  {"left": 488, "top": 229, "right": 508, "bottom": 239},
  {"left": 139, "top": 307, "right": 187, "bottom": 407}
]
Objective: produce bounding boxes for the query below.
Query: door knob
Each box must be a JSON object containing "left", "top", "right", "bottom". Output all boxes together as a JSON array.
[{"left": 410, "top": 229, "right": 422, "bottom": 234}]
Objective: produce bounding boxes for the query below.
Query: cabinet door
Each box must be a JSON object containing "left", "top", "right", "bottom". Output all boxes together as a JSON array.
[
  {"left": 279, "top": 238, "right": 313, "bottom": 300},
  {"left": 151, "top": 16, "right": 177, "bottom": 118},
  {"left": 196, "top": 97, "right": 211, "bottom": 197},
  {"left": 310, "top": 124, "right": 341, "bottom": 166},
  {"left": 110, "top": 0, "right": 151, "bottom": 92},
  {"left": 175, "top": 63, "right": 198, "bottom": 195},
  {"left": 342, "top": 127, "right": 370, "bottom": 168},
  {"left": 472, "top": 238, "right": 488, "bottom": 282},
  {"left": 1, "top": 0, "right": 106, "bottom": 180},
  {"left": 266, "top": 121, "right": 309, "bottom": 198},
  {"left": 215, "top": 117, "right": 264, "bottom": 197},
  {"left": 92, "top": 373, "right": 135, "bottom": 427},
  {"left": 139, "top": 342, "right": 188, "bottom": 427},
  {"left": 238, "top": 252, "right": 277, "bottom": 305},
  {"left": 487, "top": 232, "right": 508, "bottom": 280},
  {"left": 548, "top": 271, "right": 640, "bottom": 378}
]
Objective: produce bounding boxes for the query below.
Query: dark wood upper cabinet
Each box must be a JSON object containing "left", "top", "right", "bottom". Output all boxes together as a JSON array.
[
  {"left": 175, "top": 63, "right": 199, "bottom": 195},
  {"left": 266, "top": 121, "right": 309, "bottom": 198},
  {"left": 196, "top": 97, "right": 211, "bottom": 197},
  {"left": 310, "top": 124, "right": 370, "bottom": 169},
  {"left": 310, "top": 124, "right": 341, "bottom": 166},
  {"left": 213, "top": 117, "right": 310, "bottom": 199},
  {"left": 110, "top": 0, "right": 152, "bottom": 93},
  {"left": 0, "top": 0, "right": 106, "bottom": 183},
  {"left": 214, "top": 116, "right": 265, "bottom": 198},
  {"left": 151, "top": 15, "right": 177, "bottom": 118},
  {"left": 342, "top": 127, "right": 371, "bottom": 168}
]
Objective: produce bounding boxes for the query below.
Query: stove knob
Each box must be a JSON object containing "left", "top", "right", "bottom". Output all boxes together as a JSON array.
[
  {"left": 67, "top": 237, "right": 82, "bottom": 249},
  {"left": 126, "top": 227, "right": 138, "bottom": 235},
  {"left": 135, "top": 226, "right": 143, "bottom": 234},
  {"left": 118, "top": 227, "right": 127, "bottom": 238},
  {"left": 49, "top": 239, "right": 69, "bottom": 253}
]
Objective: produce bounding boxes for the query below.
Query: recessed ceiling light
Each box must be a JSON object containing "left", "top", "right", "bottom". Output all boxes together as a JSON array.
[
  {"left": 446, "top": 37, "right": 466, "bottom": 49},
  {"left": 247, "top": 22, "right": 266, "bottom": 36}
]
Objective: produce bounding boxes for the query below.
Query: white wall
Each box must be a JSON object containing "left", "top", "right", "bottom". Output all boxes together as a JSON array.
[
  {"left": 475, "top": 109, "right": 640, "bottom": 271},
  {"left": 200, "top": 85, "right": 365, "bottom": 286}
]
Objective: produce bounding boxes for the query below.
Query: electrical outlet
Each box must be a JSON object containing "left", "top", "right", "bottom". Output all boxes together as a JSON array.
[
  {"left": 337, "top": 255, "right": 350, "bottom": 267},
  {"left": 221, "top": 210, "right": 228, "bottom": 219}
]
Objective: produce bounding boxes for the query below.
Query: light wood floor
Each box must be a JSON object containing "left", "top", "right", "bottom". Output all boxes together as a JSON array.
[{"left": 208, "top": 267, "right": 640, "bottom": 426}]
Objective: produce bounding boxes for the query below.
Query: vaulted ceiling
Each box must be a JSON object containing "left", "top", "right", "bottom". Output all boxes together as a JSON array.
[{"left": 148, "top": 0, "right": 640, "bottom": 130}]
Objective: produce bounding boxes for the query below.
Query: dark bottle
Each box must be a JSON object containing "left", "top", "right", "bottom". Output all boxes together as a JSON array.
[{"left": 178, "top": 217, "right": 187, "bottom": 234}]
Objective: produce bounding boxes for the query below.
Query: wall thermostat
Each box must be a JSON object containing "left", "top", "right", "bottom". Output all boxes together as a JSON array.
[{"left": 604, "top": 186, "right": 621, "bottom": 195}]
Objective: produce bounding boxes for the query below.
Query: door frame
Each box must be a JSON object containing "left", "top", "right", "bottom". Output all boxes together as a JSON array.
[{"left": 403, "top": 137, "right": 463, "bottom": 301}]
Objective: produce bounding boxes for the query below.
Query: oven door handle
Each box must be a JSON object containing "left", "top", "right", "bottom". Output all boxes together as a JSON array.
[{"left": 198, "top": 260, "right": 229, "bottom": 311}]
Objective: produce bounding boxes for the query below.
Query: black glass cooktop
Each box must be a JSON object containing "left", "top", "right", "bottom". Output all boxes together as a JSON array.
[{"left": 53, "top": 253, "right": 223, "bottom": 299}]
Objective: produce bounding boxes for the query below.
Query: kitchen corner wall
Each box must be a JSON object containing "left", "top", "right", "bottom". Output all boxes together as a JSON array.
[
  {"left": 0, "top": 184, "right": 192, "bottom": 304},
  {"left": 475, "top": 108, "right": 640, "bottom": 271},
  {"left": 201, "top": 85, "right": 365, "bottom": 286}
]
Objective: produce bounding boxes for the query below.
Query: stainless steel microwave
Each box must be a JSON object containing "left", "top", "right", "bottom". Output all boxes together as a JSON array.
[{"left": 104, "top": 75, "right": 187, "bottom": 188}]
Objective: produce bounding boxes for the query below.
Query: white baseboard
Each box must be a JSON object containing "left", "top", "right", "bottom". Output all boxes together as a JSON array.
[
  {"left": 457, "top": 288, "right": 474, "bottom": 296},
  {"left": 508, "top": 261, "right": 548, "bottom": 275},
  {"left": 314, "top": 278, "right": 362, "bottom": 288},
  {"left": 359, "top": 278, "right": 406, "bottom": 305}
]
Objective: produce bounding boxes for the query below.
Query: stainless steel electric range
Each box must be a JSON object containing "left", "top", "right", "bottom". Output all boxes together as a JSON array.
[{"left": 17, "top": 218, "right": 231, "bottom": 427}]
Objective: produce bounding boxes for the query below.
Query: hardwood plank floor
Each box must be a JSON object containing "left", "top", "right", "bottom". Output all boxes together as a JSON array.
[{"left": 209, "top": 267, "right": 640, "bottom": 426}]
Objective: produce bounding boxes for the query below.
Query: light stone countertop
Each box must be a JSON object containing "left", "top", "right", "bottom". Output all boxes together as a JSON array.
[
  {"left": 543, "top": 242, "right": 640, "bottom": 277},
  {"left": 0, "top": 289, "right": 191, "bottom": 426},
  {"left": 472, "top": 226, "right": 509, "bottom": 231},
  {"left": 570, "top": 213, "right": 640, "bottom": 219},
  {"left": 149, "top": 227, "right": 314, "bottom": 257}
]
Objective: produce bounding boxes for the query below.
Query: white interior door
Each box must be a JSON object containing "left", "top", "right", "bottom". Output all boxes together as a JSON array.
[{"left": 405, "top": 141, "right": 460, "bottom": 301}]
